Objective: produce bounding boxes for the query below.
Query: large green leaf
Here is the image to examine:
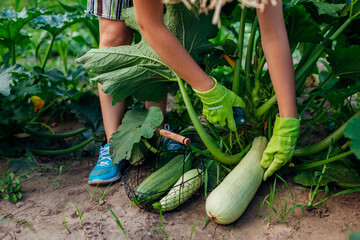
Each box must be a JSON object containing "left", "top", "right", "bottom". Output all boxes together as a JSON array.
[
  {"left": 165, "top": 4, "right": 217, "bottom": 59},
  {"left": 0, "top": 64, "right": 29, "bottom": 96},
  {"left": 284, "top": 5, "right": 323, "bottom": 48},
  {"left": 344, "top": 118, "right": 360, "bottom": 159},
  {"left": 293, "top": 170, "right": 330, "bottom": 187},
  {"left": 97, "top": 65, "right": 174, "bottom": 103},
  {"left": 32, "top": 13, "right": 91, "bottom": 37},
  {"left": 77, "top": 5, "right": 217, "bottom": 103},
  {"left": 0, "top": 8, "right": 47, "bottom": 44},
  {"left": 109, "top": 105, "right": 163, "bottom": 164},
  {"left": 313, "top": 79, "right": 360, "bottom": 107},
  {"left": 289, "top": 0, "right": 346, "bottom": 23},
  {"left": 70, "top": 92, "right": 103, "bottom": 133},
  {"left": 326, "top": 45, "right": 360, "bottom": 81}
]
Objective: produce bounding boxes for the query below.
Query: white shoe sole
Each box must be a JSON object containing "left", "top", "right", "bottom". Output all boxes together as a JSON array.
[{"left": 88, "top": 174, "right": 121, "bottom": 185}]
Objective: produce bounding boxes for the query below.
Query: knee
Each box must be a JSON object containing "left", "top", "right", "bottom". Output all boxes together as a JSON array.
[{"left": 99, "top": 22, "right": 133, "bottom": 48}]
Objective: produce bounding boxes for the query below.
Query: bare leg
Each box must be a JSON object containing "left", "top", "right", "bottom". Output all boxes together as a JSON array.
[
  {"left": 146, "top": 98, "right": 167, "bottom": 126},
  {"left": 98, "top": 18, "right": 167, "bottom": 142},
  {"left": 98, "top": 17, "right": 133, "bottom": 142}
]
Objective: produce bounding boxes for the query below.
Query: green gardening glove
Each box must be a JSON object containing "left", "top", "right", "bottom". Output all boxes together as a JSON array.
[
  {"left": 260, "top": 115, "right": 301, "bottom": 181},
  {"left": 194, "top": 78, "right": 246, "bottom": 131}
]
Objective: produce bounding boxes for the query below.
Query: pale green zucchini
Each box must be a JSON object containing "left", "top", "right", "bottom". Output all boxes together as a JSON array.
[
  {"left": 153, "top": 169, "right": 204, "bottom": 212},
  {"left": 205, "top": 136, "right": 268, "bottom": 225},
  {"left": 134, "top": 154, "right": 192, "bottom": 204}
]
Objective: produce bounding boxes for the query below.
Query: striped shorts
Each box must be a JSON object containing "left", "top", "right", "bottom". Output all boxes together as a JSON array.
[{"left": 87, "top": 0, "right": 133, "bottom": 20}]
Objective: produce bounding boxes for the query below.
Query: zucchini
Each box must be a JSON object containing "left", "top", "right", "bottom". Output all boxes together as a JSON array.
[
  {"left": 134, "top": 154, "right": 192, "bottom": 204},
  {"left": 205, "top": 136, "right": 268, "bottom": 225},
  {"left": 153, "top": 169, "right": 204, "bottom": 212}
]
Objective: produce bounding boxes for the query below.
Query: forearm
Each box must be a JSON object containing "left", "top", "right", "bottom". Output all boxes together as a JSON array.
[
  {"left": 257, "top": 3, "right": 298, "bottom": 118},
  {"left": 133, "top": 0, "right": 214, "bottom": 92}
]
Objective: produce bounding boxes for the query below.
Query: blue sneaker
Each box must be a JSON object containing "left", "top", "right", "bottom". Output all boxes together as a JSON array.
[
  {"left": 162, "top": 124, "right": 184, "bottom": 151},
  {"left": 88, "top": 143, "right": 124, "bottom": 185}
]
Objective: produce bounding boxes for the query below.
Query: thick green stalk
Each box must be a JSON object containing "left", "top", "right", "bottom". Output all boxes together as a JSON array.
[
  {"left": 254, "top": 94, "right": 277, "bottom": 118},
  {"left": 294, "top": 111, "right": 360, "bottom": 157},
  {"left": 295, "top": 24, "right": 332, "bottom": 73},
  {"left": 245, "top": 16, "right": 258, "bottom": 95},
  {"left": 41, "top": 35, "right": 56, "bottom": 71},
  {"left": 141, "top": 139, "right": 160, "bottom": 155},
  {"left": 178, "top": 78, "right": 245, "bottom": 165},
  {"left": 292, "top": 151, "right": 353, "bottom": 171},
  {"left": 252, "top": 55, "right": 266, "bottom": 107},
  {"left": 25, "top": 127, "right": 87, "bottom": 139},
  {"left": 298, "top": 104, "right": 331, "bottom": 143},
  {"left": 254, "top": 17, "right": 353, "bottom": 118},
  {"left": 295, "top": 46, "right": 324, "bottom": 91},
  {"left": 11, "top": 43, "right": 16, "bottom": 65},
  {"left": 232, "top": 7, "right": 247, "bottom": 95},
  {"left": 29, "top": 136, "right": 96, "bottom": 156}
]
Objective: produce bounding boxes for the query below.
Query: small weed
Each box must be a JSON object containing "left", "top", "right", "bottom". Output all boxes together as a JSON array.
[
  {"left": 259, "top": 175, "right": 304, "bottom": 225},
  {"left": 98, "top": 183, "right": 111, "bottom": 209},
  {"left": 71, "top": 200, "right": 86, "bottom": 228},
  {"left": 86, "top": 185, "right": 98, "bottom": 202},
  {"left": 190, "top": 220, "right": 200, "bottom": 240},
  {"left": 53, "top": 165, "right": 71, "bottom": 189},
  {"left": 109, "top": 207, "right": 129, "bottom": 240},
  {"left": 0, "top": 171, "right": 29, "bottom": 203},
  {"left": 62, "top": 207, "right": 70, "bottom": 234},
  {"left": 153, "top": 206, "right": 168, "bottom": 240}
]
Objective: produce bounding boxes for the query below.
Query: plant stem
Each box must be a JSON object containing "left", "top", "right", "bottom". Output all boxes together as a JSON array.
[
  {"left": 11, "top": 43, "right": 16, "bottom": 65},
  {"left": 141, "top": 139, "right": 160, "bottom": 154},
  {"left": 25, "top": 127, "right": 87, "bottom": 139},
  {"left": 178, "top": 77, "right": 245, "bottom": 165},
  {"left": 252, "top": 55, "right": 266, "bottom": 107},
  {"left": 295, "top": 24, "right": 332, "bottom": 73},
  {"left": 29, "top": 136, "right": 96, "bottom": 155},
  {"left": 255, "top": 16, "right": 354, "bottom": 117},
  {"left": 292, "top": 151, "right": 353, "bottom": 171},
  {"left": 298, "top": 105, "right": 331, "bottom": 143},
  {"left": 254, "top": 95, "right": 277, "bottom": 118},
  {"left": 232, "top": 7, "right": 246, "bottom": 96},
  {"left": 245, "top": 16, "right": 258, "bottom": 95},
  {"left": 294, "top": 111, "right": 360, "bottom": 156},
  {"left": 41, "top": 35, "right": 55, "bottom": 71},
  {"left": 31, "top": 99, "right": 57, "bottom": 122},
  {"left": 299, "top": 72, "right": 333, "bottom": 117},
  {"left": 308, "top": 165, "right": 327, "bottom": 207}
]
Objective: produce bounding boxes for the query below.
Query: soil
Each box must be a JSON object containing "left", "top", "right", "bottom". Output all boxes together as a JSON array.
[{"left": 1, "top": 122, "right": 360, "bottom": 240}]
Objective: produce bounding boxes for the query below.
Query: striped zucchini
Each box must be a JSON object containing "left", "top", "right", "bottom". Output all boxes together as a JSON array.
[
  {"left": 153, "top": 169, "right": 204, "bottom": 212},
  {"left": 205, "top": 136, "right": 268, "bottom": 225},
  {"left": 134, "top": 154, "right": 192, "bottom": 204}
]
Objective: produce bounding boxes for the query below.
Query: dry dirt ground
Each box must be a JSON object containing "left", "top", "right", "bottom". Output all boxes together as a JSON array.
[{"left": 1, "top": 122, "right": 360, "bottom": 240}]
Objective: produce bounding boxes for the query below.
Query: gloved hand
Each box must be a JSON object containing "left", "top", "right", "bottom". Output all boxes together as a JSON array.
[
  {"left": 193, "top": 78, "right": 246, "bottom": 131},
  {"left": 260, "top": 115, "right": 301, "bottom": 181}
]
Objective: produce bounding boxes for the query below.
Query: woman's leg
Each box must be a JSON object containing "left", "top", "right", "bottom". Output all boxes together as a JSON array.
[
  {"left": 89, "top": 18, "right": 133, "bottom": 185},
  {"left": 98, "top": 17, "right": 134, "bottom": 142}
]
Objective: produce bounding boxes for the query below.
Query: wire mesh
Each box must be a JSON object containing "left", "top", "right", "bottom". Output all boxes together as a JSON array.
[{"left": 124, "top": 146, "right": 204, "bottom": 213}]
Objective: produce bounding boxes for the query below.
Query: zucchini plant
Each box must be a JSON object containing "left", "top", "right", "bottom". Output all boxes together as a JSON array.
[
  {"left": 0, "top": 7, "right": 103, "bottom": 158},
  {"left": 78, "top": 1, "right": 360, "bottom": 189}
]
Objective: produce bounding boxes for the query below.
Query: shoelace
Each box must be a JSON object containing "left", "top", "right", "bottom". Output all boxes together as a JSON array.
[{"left": 97, "top": 146, "right": 112, "bottom": 167}]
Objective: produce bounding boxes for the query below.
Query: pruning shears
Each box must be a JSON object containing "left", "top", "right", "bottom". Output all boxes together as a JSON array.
[{"left": 233, "top": 107, "right": 246, "bottom": 126}]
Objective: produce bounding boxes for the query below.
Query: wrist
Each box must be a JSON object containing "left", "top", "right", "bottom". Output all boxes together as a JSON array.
[{"left": 192, "top": 76, "right": 215, "bottom": 92}]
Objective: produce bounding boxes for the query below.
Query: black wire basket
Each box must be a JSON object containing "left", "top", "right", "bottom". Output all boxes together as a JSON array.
[{"left": 124, "top": 144, "right": 204, "bottom": 213}]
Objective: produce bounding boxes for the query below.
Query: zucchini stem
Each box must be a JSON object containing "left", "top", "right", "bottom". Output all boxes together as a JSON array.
[
  {"left": 293, "top": 150, "right": 353, "bottom": 171},
  {"left": 177, "top": 77, "right": 246, "bottom": 165},
  {"left": 29, "top": 136, "right": 96, "bottom": 155},
  {"left": 294, "top": 111, "right": 360, "bottom": 157}
]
